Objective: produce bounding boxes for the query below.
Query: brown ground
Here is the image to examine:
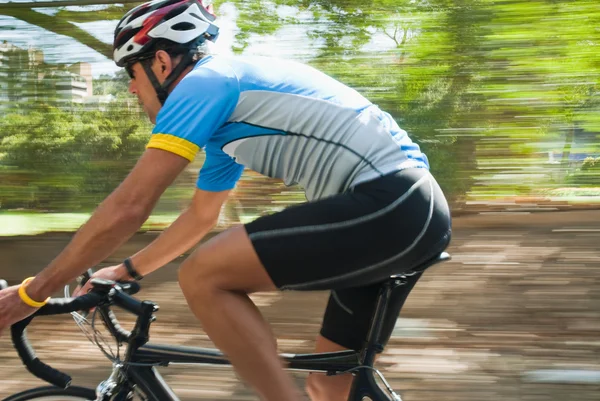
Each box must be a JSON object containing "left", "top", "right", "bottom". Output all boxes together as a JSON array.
[{"left": 1, "top": 210, "right": 599, "bottom": 400}]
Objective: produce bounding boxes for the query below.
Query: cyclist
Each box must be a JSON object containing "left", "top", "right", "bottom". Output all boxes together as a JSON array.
[{"left": 0, "top": 1, "right": 452, "bottom": 400}]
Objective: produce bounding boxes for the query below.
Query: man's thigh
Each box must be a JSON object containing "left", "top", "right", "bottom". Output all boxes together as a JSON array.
[{"left": 183, "top": 225, "right": 277, "bottom": 293}]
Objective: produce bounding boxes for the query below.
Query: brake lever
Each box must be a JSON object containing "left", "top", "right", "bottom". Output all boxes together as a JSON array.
[
  {"left": 91, "top": 278, "right": 141, "bottom": 296},
  {"left": 65, "top": 268, "right": 95, "bottom": 320},
  {"left": 79, "top": 268, "right": 95, "bottom": 288}
]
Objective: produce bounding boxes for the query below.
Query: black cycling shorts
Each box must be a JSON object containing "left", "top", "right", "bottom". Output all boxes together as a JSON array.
[{"left": 245, "top": 167, "right": 452, "bottom": 351}]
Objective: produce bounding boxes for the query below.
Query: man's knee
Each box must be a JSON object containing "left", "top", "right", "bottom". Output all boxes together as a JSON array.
[{"left": 178, "top": 254, "right": 212, "bottom": 296}]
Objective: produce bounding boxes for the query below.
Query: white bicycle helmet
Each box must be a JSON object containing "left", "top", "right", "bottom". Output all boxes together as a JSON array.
[
  {"left": 113, "top": 0, "right": 219, "bottom": 104},
  {"left": 113, "top": 0, "right": 219, "bottom": 67}
]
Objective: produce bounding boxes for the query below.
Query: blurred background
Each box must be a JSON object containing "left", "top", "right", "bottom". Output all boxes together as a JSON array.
[{"left": 0, "top": 0, "right": 598, "bottom": 400}]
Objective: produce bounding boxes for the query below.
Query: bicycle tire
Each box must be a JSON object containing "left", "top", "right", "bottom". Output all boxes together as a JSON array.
[{"left": 2, "top": 386, "right": 96, "bottom": 401}]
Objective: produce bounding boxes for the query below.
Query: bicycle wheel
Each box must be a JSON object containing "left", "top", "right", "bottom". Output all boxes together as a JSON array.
[{"left": 2, "top": 386, "right": 96, "bottom": 401}]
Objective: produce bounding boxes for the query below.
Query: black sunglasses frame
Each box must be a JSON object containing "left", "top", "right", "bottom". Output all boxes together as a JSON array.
[{"left": 124, "top": 54, "right": 156, "bottom": 79}]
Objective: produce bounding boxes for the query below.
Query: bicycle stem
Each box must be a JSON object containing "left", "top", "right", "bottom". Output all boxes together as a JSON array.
[{"left": 123, "top": 299, "right": 158, "bottom": 363}]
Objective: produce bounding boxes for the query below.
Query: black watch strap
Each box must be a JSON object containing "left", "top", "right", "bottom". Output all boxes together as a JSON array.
[{"left": 123, "top": 257, "right": 143, "bottom": 281}]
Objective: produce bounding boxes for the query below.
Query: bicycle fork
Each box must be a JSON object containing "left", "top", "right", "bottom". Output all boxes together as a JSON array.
[{"left": 95, "top": 363, "right": 125, "bottom": 400}]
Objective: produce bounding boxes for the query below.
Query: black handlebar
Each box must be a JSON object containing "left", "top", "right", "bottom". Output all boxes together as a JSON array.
[{"left": 7, "top": 278, "right": 143, "bottom": 389}]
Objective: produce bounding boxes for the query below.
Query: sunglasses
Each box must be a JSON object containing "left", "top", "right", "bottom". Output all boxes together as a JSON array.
[
  {"left": 125, "top": 63, "right": 136, "bottom": 79},
  {"left": 124, "top": 54, "right": 155, "bottom": 79}
]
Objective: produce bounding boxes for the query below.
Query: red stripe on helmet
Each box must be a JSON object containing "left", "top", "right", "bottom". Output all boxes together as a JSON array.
[{"left": 133, "top": 0, "right": 190, "bottom": 46}]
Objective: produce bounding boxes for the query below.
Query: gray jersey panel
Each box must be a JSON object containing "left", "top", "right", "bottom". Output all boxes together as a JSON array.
[{"left": 224, "top": 91, "right": 417, "bottom": 200}]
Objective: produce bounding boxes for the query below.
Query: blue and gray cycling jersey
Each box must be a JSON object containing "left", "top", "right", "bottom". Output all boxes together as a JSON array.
[{"left": 148, "top": 55, "right": 429, "bottom": 201}]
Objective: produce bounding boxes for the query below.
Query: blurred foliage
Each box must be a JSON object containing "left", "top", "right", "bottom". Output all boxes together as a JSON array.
[
  {"left": 0, "top": 0, "right": 599, "bottom": 222},
  {"left": 566, "top": 156, "right": 600, "bottom": 187},
  {"left": 93, "top": 69, "right": 130, "bottom": 97},
  {"left": 0, "top": 101, "right": 151, "bottom": 210}
]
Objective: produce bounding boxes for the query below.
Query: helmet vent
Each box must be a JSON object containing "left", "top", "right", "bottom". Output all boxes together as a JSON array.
[
  {"left": 129, "top": 6, "right": 152, "bottom": 23},
  {"left": 127, "top": 45, "right": 134, "bottom": 51},
  {"left": 172, "top": 22, "right": 195, "bottom": 31},
  {"left": 165, "top": 5, "right": 186, "bottom": 21},
  {"left": 116, "top": 27, "right": 142, "bottom": 49}
]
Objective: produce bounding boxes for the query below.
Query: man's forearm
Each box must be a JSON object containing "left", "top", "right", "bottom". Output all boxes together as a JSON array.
[
  {"left": 26, "top": 197, "right": 149, "bottom": 300},
  {"left": 128, "top": 206, "right": 218, "bottom": 278},
  {"left": 21, "top": 149, "right": 190, "bottom": 301}
]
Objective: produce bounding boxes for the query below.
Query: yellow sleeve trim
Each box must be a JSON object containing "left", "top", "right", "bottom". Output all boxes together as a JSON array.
[{"left": 146, "top": 133, "right": 200, "bottom": 162}]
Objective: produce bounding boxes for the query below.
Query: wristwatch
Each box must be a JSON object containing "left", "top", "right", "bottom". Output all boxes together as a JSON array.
[{"left": 123, "top": 257, "right": 144, "bottom": 281}]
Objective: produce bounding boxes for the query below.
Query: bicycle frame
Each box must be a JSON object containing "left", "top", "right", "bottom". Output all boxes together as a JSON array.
[
  {"left": 118, "top": 346, "right": 390, "bottom": 401},
  {"left": 99, "top": 277, "right": 407, "bottom": 401}
]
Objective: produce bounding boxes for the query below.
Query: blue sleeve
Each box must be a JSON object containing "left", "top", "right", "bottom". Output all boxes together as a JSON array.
[
  {"left": 146, "top": 62, "right": 240, "bottom": 162},
  {"left": 197, "top": 144, "right": 244, "bottom": 192}
]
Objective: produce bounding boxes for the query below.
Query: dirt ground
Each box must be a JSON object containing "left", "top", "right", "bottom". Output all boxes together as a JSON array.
[{"left": 1, "top": 210, "right": 599, "bottom": 400}]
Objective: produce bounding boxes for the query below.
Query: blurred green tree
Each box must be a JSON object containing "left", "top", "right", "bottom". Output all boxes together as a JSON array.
[
  {"left": 0, "top": 102, "right": 151, "bottom": 210},
  {"left": 1, "top": 0, "right": 599, "bottom": 214}
]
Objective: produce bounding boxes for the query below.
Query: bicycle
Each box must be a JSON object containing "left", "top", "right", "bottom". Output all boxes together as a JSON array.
[{"left": 2, "top": 251, "right": 450, "bottom": 401}]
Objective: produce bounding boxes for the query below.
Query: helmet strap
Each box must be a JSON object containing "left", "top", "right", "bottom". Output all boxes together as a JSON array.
[
  {"left": 141, "top": 50, "right": 197, "bottom": 105},
  {"left": 141, "top": 58, "right": 169, "bottom": 105}
]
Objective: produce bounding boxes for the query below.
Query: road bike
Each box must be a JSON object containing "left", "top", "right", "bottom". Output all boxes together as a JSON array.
[{"left": 3, "top": 252, "right": 450, "bottom": 401}]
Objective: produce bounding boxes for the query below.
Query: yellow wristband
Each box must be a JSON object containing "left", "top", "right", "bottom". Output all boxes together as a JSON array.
[{"left": 18, "top": 277, "right": 50, "bottom": 308}]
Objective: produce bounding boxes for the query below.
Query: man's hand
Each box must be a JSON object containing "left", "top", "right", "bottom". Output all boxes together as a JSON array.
[
  {"left": 0, "top": 284, "right": 39, "bottom": 337},
  {"left": 72, "top": 264, "right": 131, "bottom": 298}
]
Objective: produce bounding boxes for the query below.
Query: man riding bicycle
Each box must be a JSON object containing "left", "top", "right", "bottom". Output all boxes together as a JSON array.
[{"left": 0, "top": 1, "right": 452, "bottom": 400}]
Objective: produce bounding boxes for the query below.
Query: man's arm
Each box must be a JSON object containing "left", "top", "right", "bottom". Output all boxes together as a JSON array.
[
  {"left": 26, "top": 148, "right": 189, "bottom": 301},
  {"left": 116, "top": 188, "right": 230, "bottom": 280}
]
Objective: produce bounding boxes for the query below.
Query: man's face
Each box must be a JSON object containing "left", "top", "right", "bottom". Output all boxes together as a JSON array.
[{"left": 126, "top": 59, "right": 164, "bottom": 124}]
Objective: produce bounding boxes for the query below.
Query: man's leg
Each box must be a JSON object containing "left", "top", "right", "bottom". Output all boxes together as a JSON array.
[
  {"left": 304, "top": 285, "right": 381, "bottom": 401},
  {"left": 305, "top": 276, "right": 421, "bottom": 401},
  {"left": 178, "top": 225, "right": 303, "bottom": 401},
  {"left": 306, "top": 335, "right": 354, "bottom": 401}
]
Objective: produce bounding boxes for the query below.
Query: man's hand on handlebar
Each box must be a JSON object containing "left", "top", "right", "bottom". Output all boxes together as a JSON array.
[
  {"left": 6, "top": 277, "right": 142, "bottom": 389},
  {"left": 0, "top": 263, "right": 132, "bottom": 338},
  {"left": 0, "top": 282, "right": 39, "bottom": 338},
  {"left": 73, "top": 264, "right": 133, "bottom": 298}
]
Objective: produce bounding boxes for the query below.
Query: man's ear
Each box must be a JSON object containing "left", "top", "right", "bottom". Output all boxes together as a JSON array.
[{"left": 154, "top": 50, "right": 172, "bottom": 78}]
